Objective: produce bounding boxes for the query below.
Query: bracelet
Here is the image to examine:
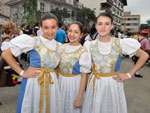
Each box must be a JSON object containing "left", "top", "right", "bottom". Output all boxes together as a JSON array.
[
  {"left": 20, "top": 70, "right": 24, "bottom": 76},
  {"left": 127, "top": 73, "right": 132, "bottom": 78}
]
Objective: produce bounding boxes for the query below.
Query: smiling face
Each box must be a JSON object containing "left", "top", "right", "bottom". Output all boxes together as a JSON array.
[
  {"left": 67, "top": 24, "right": 82, "bottom": 44},
  {"left": 95, "top": 16, "right": 113, "bottom": 38},
  {"left": 41, "top": 19, "right": 58, "bottom": 40}
]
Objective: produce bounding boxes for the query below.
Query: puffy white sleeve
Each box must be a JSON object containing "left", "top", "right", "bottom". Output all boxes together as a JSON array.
[
  {"left": 120, "top": 38, "right": 141, "bottom": 57},
  {"left": 79, "top": 51, "right": 91, "bottom": 73},
  {"left": 1, "top": 42, "right": 10, "bottom": 51},
  {"left": 83, "top": 40, "right": 92, "bottom": 60},
  {"left": 9, "top": 34, "right": 34, "bottom": 57},
  {"left": 83, "top": 40, "right": 91, "bottom": 53}
]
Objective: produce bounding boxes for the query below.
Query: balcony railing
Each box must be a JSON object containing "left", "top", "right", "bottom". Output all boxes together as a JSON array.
[{"left": 100, "top": 8, "right": 112, "bottom": 13}]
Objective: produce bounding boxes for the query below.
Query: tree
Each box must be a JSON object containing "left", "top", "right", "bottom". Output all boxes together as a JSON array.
[
  {"left": 51, "top": 8, "right": 70, "bottom": 24},
  {"left": 12, "top": 6, "right": 25, "bottom": 28},
  {"left": 76, "top": 7, "right": 96, "bottom": 26},
  {"left": 23, "top": 0, "right": 41, "bottom": 25}
]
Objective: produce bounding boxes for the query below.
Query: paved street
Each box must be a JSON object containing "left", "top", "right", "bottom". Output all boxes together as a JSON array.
[{"left": 0, "top": 57, "right": 150, "bottom": 113}]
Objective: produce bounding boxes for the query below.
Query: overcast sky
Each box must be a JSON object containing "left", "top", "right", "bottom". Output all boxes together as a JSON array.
[{"left": 124, "top": 0, "right": 150, "bottom": 24}]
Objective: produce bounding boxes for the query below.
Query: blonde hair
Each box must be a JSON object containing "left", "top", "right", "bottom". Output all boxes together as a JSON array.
[{"left": 2, "top": 21, "right": 15, "bottom": 34}]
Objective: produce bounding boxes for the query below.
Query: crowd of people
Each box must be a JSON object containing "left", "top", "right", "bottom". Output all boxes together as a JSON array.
[{"left": 0, "top": 12, "right": 149, "bottom": 113}]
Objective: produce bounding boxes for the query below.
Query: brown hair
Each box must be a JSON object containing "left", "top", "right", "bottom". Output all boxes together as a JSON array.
[
  {"left": 69, "top": 21, "right": 83, "bottom": 33},
  {"left": 2, "top": 21, "right": 15, "bottom": 34},
  {"left": 40, "top": 13, "right": 58, "bottom": 26}
]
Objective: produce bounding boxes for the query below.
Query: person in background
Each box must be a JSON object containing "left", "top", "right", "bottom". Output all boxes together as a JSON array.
[
  {"left": 133, "top": 30, "right": 141, "bottom": 40},
  {"left": 2, "top": 13, "right": 62, "bottom": 113},
  {"left": 62, "top": 25, "right": 68, "bottom": 33},
  {"left": 134, "top": 29, "right": 150, "bottom": 77},
  {"left": 58, "top": 21, "right": 90, "bottom": 113},
  {"left": 32, "top": 22, "right": 39, "bottom": 36},
  {"left": 80, "top": 26, "right": 89, "bottom": 45},
  {"left": 0, "top": 21, "right": 16, "bottom": 87},
  {"left": 55, "top": 23, "right": 67, "bottom": 44},
  {"left": 85, "top": 24, "right": 99, "bottom": 41},
  {"left": 26, "top": 25, "right": 33, "bottom": 36},
  {"left": 19, "top": 23, "right": 27, "bottom": 35},
  {"left": 82, "top": 12, "right": 148, "bottom": 113}
]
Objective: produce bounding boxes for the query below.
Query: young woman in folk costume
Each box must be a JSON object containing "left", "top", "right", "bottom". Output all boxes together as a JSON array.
[
  {"left": 58, "top": 21, "right": 91, "bottom": 113},
  {"left": 82, "top": 13, "right": 149, "bottom": 113},
  {"left": 2, "top": 13, "right": 62, "bottom": 113}
]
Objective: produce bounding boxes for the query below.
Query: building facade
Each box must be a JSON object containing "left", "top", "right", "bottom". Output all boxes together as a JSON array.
[
  {"left": 37, "top": 0, "right": 80, "bottom": 25},
  {"left": 6, "top": 0, "right": 80, "bottom": 28},
  {"left": 79, "top": 0, "right": 127, "bottom": 30},
  {"left": 0, "top": 0, "right": 10, "bottom": 17},
  {"left": 121, "top": 12, "right": 140, "bottom": 34},
  {"left": 79, "top": 0, "right": 100, "bottom": 16}
]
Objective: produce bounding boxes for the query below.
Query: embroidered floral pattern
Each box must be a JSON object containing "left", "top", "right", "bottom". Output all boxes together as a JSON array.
[
  {"left": 34, "top": 37, "right": 60, "bottom": 68},
  {"left": 91, "top": 38, "right": 120, "bottom": 73},
  {"left": 59, "top": 44, "right": 86, "bottom": 74}
]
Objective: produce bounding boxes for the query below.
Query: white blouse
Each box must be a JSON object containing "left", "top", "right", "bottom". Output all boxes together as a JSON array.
[
  {"left": 84, "top": 38, "right": 141, "bottom": 57},
  {"left": 1, "top": 42, "right": 10, "bottom": 51},
  {"left": 9, "top": 34, "right": 62, "bottom": 57},
  {"left": 63, "top": 45, "right": 91, "bottom": 73}
]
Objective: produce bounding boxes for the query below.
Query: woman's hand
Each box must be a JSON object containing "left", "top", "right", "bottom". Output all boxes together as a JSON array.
[
  {"left": 22, "top": 67, "right": 40, "bottom": 78},
  {"left": 112, "top": 73, "right": 131, "bottom": 82},
  {"left": 74, "top": 97, "right": 82, "bottom": 109}
]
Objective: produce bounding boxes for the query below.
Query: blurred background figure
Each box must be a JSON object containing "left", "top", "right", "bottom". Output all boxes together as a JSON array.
[
  {"left": 0, "top": 21, "right": 16, "bottom": 87},
  {"left": 133, "top": 30, "right": 141, "bottom": 40},
  {"left": 133, "top": 29, "right": 150, "bottom": 77},
  {"left": 62, "top": 25, "right": 68, "bottom": 33},
  {"left": 19, "top": 23, "right": 27, "bottom": 35},
  {"left": 32, "top": 22, "right": 39, "bottom": 36},
  {"left": 85, "top": 23, "right": 99, "bottom": 41},
  {"left": 26, "top": 25, "right": 33, "bottom": 36},
  {"left": 54, "top": 23, "right": 67, "bottom": 44},
  {"left": 80, "top": 26, "right": 89, "bottom": 45}
]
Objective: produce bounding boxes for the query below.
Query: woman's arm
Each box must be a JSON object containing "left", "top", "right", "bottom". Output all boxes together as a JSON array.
[
  {"left": 2, "top": 49, "right": 39, "bottom": 78},
  {"left": 129, "top": 49, "right": 149, "bottom": 76},
  {"left": 74, "top": 73, "right": 87, "bottom": 108},
  {"left": 113, "top": 49, "right": 149, "bottom": 82}
]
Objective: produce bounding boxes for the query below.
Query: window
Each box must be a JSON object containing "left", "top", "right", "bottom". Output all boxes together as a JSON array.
[
  {"left": 72, "top": 10, "right": 75, "bottom": 17},
  {"left": 127, "top": 23, "right": 131, "bottom": 26},
  {"left": 67, "top": 0, "right": 73, "bottom": 5},
  {"left": 132, "top": 23, "right": 138, "bottom": 26},
  {"left": 40, "top": 2, "right": 45, "bottom": 12},
  {"left": 117, "top": 10, "right": 119, "bottom": 14},
  {"left": 113, "top": 7, "right": 116, "bottom": 12},
  {"left": 116, "top": 18, "right": 118, "bottom": 23},
  {"left": 118, "top": 2, "right": 120, "bottom": 7},
  {"left": 50, "top": 5, "right": 53, "bottom": 11},
  {"left": 120, "top": 12, "right": 122, "bottom": 16},
  {"left": 121, "top": 5, "right": 123, "bottom": 8},
  {"left": 133, "top": 18, "right": 137, "bottom": 20},
  {"left": 127, "top": 28, "right": 131, "bottom": 31}
]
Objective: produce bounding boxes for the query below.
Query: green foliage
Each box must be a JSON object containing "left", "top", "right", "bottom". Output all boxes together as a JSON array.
[
  {"left": 51, "top": 8, "right": 70, "bottom": 24},
  {"left": 76, "top": 7, "right": 96, "bottom": 26},
  {"left": 23, "top": 0, "right": 41, "bottom": 25}
]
